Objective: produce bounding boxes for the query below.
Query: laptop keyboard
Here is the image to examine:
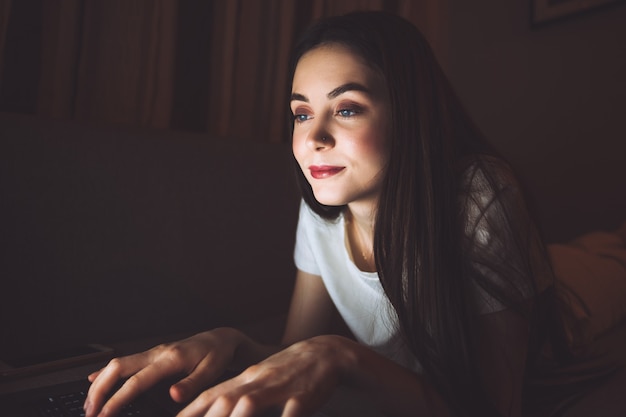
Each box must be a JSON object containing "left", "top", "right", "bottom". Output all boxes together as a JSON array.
[
  {"left": 35, "top": 390, "right": 143, "bottom": 417},
  {"left": 35, "top": 390, "right": 87, "bottom": 417}
]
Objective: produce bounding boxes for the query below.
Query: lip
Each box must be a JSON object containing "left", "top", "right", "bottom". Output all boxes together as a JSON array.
[{"left": 309, "top": 165, "right": 345, "bottom": 179}]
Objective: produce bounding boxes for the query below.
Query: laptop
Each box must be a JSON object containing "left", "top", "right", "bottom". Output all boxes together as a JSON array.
[
  {"left": 0, "top": 368, "right": 292, "bottom": 417},
  {"left": 0, "top": 345, "right": 193, "bottom": 417},
  {"left": 0, "top": 341, "right": 381, "bottom": 417},
  {"left": 0, "top": 344, "right": 244, "bottom": 417},
  {"left": 0, "top": 377, "right": 179, "bottom": 417}
]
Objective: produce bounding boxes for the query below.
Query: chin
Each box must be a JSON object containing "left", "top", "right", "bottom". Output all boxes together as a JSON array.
[
  {"left": 313, "top": 197, "right": 346, "bottom": 207},
  {"left": 311, "top": 191, "right": 348, "bottom": 207}
]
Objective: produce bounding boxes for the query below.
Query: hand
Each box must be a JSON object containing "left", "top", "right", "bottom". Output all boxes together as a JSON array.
[
  {"left": 84, "top": 328, "right": 244, "bottom": 417},
  {"left": 178, "top": 335, "right": 350, "bottom": 417}
]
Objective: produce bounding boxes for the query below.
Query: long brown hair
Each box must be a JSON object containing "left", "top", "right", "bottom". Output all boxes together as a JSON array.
[{"left": 289, "top": 11, "right": 556, "bottom": 416}]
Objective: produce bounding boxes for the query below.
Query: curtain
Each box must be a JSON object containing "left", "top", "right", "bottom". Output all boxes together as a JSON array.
[
  {"left": 41, "top": 0, "right": 178, "bottom": 127},
  {"left": 206, "top": 0, "right": 296, "bottom": 142},
  {"left": 0, "top": 0, "right": 11, "bottom": 83},
  {"left": 38, "top": 0, "right": 84, "bottom": 120},
  {"left": 0, "top": 0, "right": 447, "bottom": 143}
]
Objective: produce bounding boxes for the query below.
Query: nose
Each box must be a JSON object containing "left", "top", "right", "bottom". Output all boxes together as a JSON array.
[
  {"left": 308, "top": 135, "right": 334, "bottom": 151},
  {"left": 306, "top": 122, "right": 334, "bottom": 151}
]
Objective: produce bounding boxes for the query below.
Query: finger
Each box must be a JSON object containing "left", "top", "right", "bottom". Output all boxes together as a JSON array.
[
  {"left": 85, "top": 359, "right": 128, "bottom": 416},
  {"left": 97, "top": 356, "right": 183, "bottom": 417},
  {"left": 177, "top": 390, "right": 226, "bottom": 417},
  {"left": 170, "top": 352, "right": 230, "bottom": 403},
  {"left": 228, "top": 383, "right": 295, "bottom": 417},
  {"left": 230, "top": 392, "right": 283, "bottom": 417},
  {"left": 181, "top": 379, "right": 286, "bottom": 417},
  {"left": 87, "top": 369, "right": 102, "bottom": 382},
  {"left": 85, "top": 353, "right": 154, "bottom": 416},
  {"left": 177, "top": 377, "right": 246, "bottom": 417},
  {"left": 249, "top": 383, "right": 330, "bottom": 417},
  {"left": 207, "top": 395, "right": 241, "bottom": 417},
  {"left": 282, "top": 397, "right": 306, "bottom": 417}
]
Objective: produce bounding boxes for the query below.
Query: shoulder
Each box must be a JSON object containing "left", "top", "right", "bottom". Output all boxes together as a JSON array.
[
  {"left": 458, "top": 156, "right": 540, "bottom": 310},
  {"left": 459, "top": 155, "right": 519, "bottom": 199},
  {"left": 457, "top": 155, "right": 536, "bottom": 258},
  {"left": 296, "top": 200, "right": 344, "bottom": 242},
  {"left": 298, "top": 200, "right": 343, "bottom": 228},
  {"left": 458, "top": 155, "right": 526, "bottom": 226},
  {"left": 294, "top": 200, "right": 347, "bottom": 276}
]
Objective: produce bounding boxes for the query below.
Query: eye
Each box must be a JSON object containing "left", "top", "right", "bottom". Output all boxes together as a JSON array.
[
  {"left": 292, "top": 105, "right": 313, "bottom": 124},
  {"left": 338, "top": 109, "right": 356, "bottom": 117},
  {"left": 336, "top": 104, "right": 363, "bottom": 118},
  {"left": 293, "top": 113, "right": 311, "bottom": 123}
]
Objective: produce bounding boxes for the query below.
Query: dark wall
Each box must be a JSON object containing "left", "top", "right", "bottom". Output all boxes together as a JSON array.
[
  {"left": 0, "top": 114, "right": 299, "bottom": 358},
  {"left": 445, "top": 1, "right": 626, "bottom": 242}
]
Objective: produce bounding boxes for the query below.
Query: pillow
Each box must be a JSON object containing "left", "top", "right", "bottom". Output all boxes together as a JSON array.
[
  {"left": 547, "top": 226, "right": 626, "bottom": 350},
  {"left": 618, "top": 221, "right": 626, "bottom": 244}
]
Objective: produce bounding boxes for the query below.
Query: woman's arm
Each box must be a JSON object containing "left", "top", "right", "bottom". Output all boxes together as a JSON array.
[
  {"left": 282, "top": 269, "right": 337, "bottom": 345},
  {"left": 475, "top": 308, "right": 530, "bottom": 417},
  {"left": 330, "top": 308, "right": 529, "bottom": 417},
  {"left": 318, "top": 335, "right": 454, "bottom": 417},
  {"left": 178, "top": 333, "right": 454, "bottom": 417},
  {"left": 175, "top": 268, "right": 456, "bottom": 417},
  {"left": 177, "top": 310, "right": 529, "bottom": 417},
  {"left": 181, "top": 299, "right": 530, "bottom": 417},
  {"left": 84, "top": 269, "right": 337, "bottom": 417},
  {"left": 84, "top": 328, "right": 276, "bottom": 417}
]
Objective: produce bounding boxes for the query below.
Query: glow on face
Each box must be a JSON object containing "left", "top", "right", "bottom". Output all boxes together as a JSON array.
[{"left": 291, "top": 44, "right": 391, "bottom": 209}]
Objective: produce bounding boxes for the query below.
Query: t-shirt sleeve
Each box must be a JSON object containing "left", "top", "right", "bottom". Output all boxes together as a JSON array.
[
  {"left": 461, "top": 159, "right": 541, "bottom": 314},
  {"left": 293, "top": 201, "right": 322, "bottom": 276}
]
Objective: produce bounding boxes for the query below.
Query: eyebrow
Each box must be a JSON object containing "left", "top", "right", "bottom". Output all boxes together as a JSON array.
[{"left": 290, "top": 82, "right": 372, "bottom": 103}]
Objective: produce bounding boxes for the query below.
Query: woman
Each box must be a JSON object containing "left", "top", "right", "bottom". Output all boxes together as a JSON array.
[{"left": 85, "top": 11, "right": 563, "bottom": 417}]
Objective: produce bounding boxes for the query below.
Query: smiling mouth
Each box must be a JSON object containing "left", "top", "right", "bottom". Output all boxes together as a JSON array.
[{"left": 309, "top": 165, "right": 345, "bottom": 179}]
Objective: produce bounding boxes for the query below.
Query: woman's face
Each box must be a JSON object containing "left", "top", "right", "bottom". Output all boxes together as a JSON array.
[{"left": 291, "top": 43, "right": 391, "bottom": 210}]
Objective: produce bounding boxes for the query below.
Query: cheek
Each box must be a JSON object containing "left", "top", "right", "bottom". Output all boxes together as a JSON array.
[
  {"left": 292, "top": 133, "right": 306, "bottom": 166},
  {"left": 349, "top": 127, "right": 389, "bottom": 162},
  {"left": 371, "top": 123, "right": 391, "bottom": 165}
]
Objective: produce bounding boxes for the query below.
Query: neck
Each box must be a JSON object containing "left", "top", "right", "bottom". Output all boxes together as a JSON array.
[
  {"left": 346, "top": 205, "right": 376, "bottom": 272},
  {"left": 346, "top": 201, "right": 376, "bottom": 236}
]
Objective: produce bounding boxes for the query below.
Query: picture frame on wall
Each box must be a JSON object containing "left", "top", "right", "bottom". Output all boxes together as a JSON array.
[{"left": 532, "top": 0, "right": 625, "bottom": 24}]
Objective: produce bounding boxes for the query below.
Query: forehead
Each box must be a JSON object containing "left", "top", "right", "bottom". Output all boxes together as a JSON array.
[{"left": 292, "top": 44, "right": 385, "bottom": 93}]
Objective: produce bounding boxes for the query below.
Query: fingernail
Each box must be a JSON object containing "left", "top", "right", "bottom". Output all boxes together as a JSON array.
[{"left": 83, "top": 400, "right": 92, "bottom": 416}]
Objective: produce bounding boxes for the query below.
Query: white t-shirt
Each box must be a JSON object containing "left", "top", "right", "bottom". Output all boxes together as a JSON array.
[
  {"left": 293, "top": 201, "right": 422, "bottom": 372},
  {"left": 293, "top": 159, "right": 540, "bottom": 375}
]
